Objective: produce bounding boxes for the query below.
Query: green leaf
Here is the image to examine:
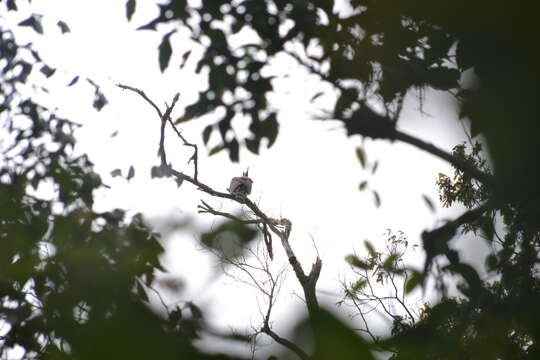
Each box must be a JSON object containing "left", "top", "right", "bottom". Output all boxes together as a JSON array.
[
  {"left": 208, "top": 144, "right": 225, "bottom": 156},
  {"left": 382, "top": 254, "right": 399, "bottom": 270},
  {"left": 179, "top": 50, "right": 191, "bottom": 69},
  {"left": 158, "top": 30, "right": 175, "bottom": 73},
  {"left": 351, "top": 279, "right": 367, "bottom": 293},
  {"left": 245, "top": 137, "right": 260, "bottom": 154},
  {"left": 358, "top": 180, "right": 368, "bottom": 191},
  {"left": 356, "top": 147, "right": 366, "bottom": 168},
  {"left": 364, "top": 240, "right": 376, "bottom": 257},
  {"left": 201, "top": 220, "right": 258, "bottom": 259},
  {"left": 136, "top": 280, "right": 149, "bottom": 302},
  {"left": 371, "top": 160, "right": 379, "bottom": 174},
  {"left": 310, "top": 91, "right": 324, "bottom": 102},
  {"left": 345, "top": 255, "right": 371, "bottom": 270},
  {"left": 126, "top": 0, "right": 136, "bottom": 21},
  {"left": 480, "top": 217, "right": 495, "bottom": 242},
  {"left": 372, "top": 190, "right": 381, "bottom": 208},
  {"left": 150, "top": 163, "right": 170, "bottom": 178},
  {"left": 202, "top": 125, "right": 213, "bottom": 145},
  {"left": 308, "top": 309, "right": 373, "bottom": 360},
  {"left": 422, "top": 194, "right": 436, "bottom": 213},
  {"left": 405, "top": 271, "right": 424, "bottom": 293}
]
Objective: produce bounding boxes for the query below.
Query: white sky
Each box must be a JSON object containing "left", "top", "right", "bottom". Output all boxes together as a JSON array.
[{"left": 5, "top": 0, "right": 492, "bottom": 357}]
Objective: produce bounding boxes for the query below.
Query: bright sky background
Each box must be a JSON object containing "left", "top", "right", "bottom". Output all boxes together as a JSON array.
[{"left": 5, "top": 0, "right": 492, "bottom": 357}]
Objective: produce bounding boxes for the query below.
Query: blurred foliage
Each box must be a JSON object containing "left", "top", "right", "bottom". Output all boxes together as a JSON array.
[
  {"left": 0, "top": 3, "right": 239, "bottom": 359},
  {"left": 1, "top": 0, "right": 539, "bottom": 359}
]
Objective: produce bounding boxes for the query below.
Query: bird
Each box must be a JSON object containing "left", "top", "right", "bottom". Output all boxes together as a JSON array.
[{"left": 228, "top": 169, "right": 253, "bottom": 196}]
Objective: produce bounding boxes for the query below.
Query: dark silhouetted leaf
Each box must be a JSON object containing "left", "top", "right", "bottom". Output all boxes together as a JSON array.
[
  {"left": 202, "top": 125, "right": 213, "bottom": 145},
  {"left": 93, "top": 91, "right": 108, "bottom": 111},
  {"left": 179, "top": 50, "right": 191, "bottom": 69},
  {"left": 57, "top": 20, "right": 70, "bottom": 33},
  {"left": 345, "top": 255, "right": 371, "bottom": 270},
  {"left": 136, "top": 280, "right": 149, "bottom": 302},
  {"left": 405, "top": 271, "right": 424, "bottom": 293},
  {"left": 127, "top": 166, "right": 135, "bottom": 180},
  {"left": 228, "top": 138, "right": 239, "bottom": 162},
  {"left": 371, "top": 161, "right": 379, "bottom": 174},
  {"left": 111, "top": 169, "right": 122, "bottom": 177},
  {"left": 40, "top": 65, "right": 56, "bottom": 78},
  {"left": 307, "top": 309, "right": 373, "bottom": 360},
  {"left": 7, "top": 0, "right": 17, "bottom": 11},
  {"left": 158, "top": 30, "right": 175, "bottom": 73},
  {"left": 67, "top": 75, "right": 79, "bottom": 86},
  {"left": 422, "top": 194, "right": 436, "bottom": 213},
  {"left": 373, "top": 190, "right": 381, "bottom": 208},
  {"left": 208, "top": 144, "right": 225, "bottom": 156},
  {"left": 356, "top": 147, "right": 366, "bottom": 168},
  {"left": 310, "top": 91, "right": 324, "bottom": 102},
  {"left": 245, "top": 137, "right": 260, "bottom": 154},
  {"left": 359, "top": 180, "right": 368, "bottom": 191},
  {"left": 126, "top": 0, "right": 136, "bottom": 21},
  {"left": 18, "top": 14, "right": 44, "bottom": 34}
]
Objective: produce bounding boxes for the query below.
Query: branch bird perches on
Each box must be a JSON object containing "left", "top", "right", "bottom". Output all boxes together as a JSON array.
[{"left": 117, "top": 84, "right": 321, "bottom": 358}]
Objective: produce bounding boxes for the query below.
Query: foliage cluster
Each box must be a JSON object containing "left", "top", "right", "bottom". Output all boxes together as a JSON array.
[{"left": 1, "top": 0, "right": 539, "bottom": 359}]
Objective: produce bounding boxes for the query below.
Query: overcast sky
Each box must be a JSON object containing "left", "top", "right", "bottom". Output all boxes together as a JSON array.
[{"left": 6, "top": 0, "right": 491, "bottom": 357}]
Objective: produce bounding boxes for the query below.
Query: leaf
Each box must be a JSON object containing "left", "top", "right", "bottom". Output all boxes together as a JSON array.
[
  {"left": 358, "top": 180, "right": 368, "bottom": 191},
  {"left": 364, "top": 240, "right": 376, "bottom": 257},
  {"left": 308, "top": 309, "right": 373, "bottom": 360},
  {"left": 310, "top": 91, "right": 324, "bottom": 102},
  {"left": 93, "top": 91, "right": 108, "bottom": 111},
  {"left": 188, "top": 302, "right": 203, "bottom": 320},
  {"left": 422, "top": 194, "right": 436, "bottom": 213},
  {"left": 40, "top": 65, "right": 56, "bottom": 78},
  {"left": 127, "top": 166, "right": 135, "bottom": 180},
  {"left": 245, "top": 137, "right": 260, "bottom": 154},
  {"left": 351, "top": 279, "right": 367, "bottom": 293},
  {"left": 345, "top": 255, "right": 370, "bottom": 270},
  {"left": 201, "top": 220, "right": 258, "bottom": 260},
  {"left": 150, "top": 164, "right": 170, "bottom": 178},
  {"left": 136, "top": 280, "right": 149, "bottom": 302},
  {"left": 126, "top": 0, "right": 136, "bottom": 21},
  {"left": 479, "top": 216, "right": 495, "bottom": 242},
  {"left": 18, "top": 14, "right": 44, "bottom": 34},
  {"left": 228, "top": 138, "right": 239, "bottom": 162},
  {"left": 382, "top": 254, "right": 399, "bottom": 271},
  {"left": 57, "top": 20, "right": 70, "bottom": 33},
  {"left": 110, "top": 169, "right": 122, "bottom": 177},
  {"left": 208, "top": 144, "right": 225, "bottom": 156},
  {"left": 405, "top": 271, "right": 424, "bottom": 293},
  {"left": 67, "top": 75, "right": 79, "bottom": 86},
  {"left": 372, "top": 190, "right": 381, "bottom": 208},
  {"left": 202, "top": 125, "right": 213, "bottom": 145},
  {"left": 169, "top": 306, "right": 182, "bottom": 324},
  {"left": 356, "top": 147, "right": 366, "bottom": 168},
  {"left": 371, "top": 160, "right": 379, "bottom": 174},
  {"left": 158, "top": 30, "right": 175, "bottom": 73},
  {"left": 179, "top": 50, "right": 191, "bottom": 69},
  {"left": 7, "top": 0, "right": 17, "bottom": 11}
]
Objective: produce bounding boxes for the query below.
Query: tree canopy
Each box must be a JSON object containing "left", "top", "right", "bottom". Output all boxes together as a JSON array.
[{"left": 1, "top": 0, "right": 539, "bottom": 359}]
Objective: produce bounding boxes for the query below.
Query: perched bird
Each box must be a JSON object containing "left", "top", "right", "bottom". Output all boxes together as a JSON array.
[{"left": 228, "top": 169, "right": 253, "bottom": 196}]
